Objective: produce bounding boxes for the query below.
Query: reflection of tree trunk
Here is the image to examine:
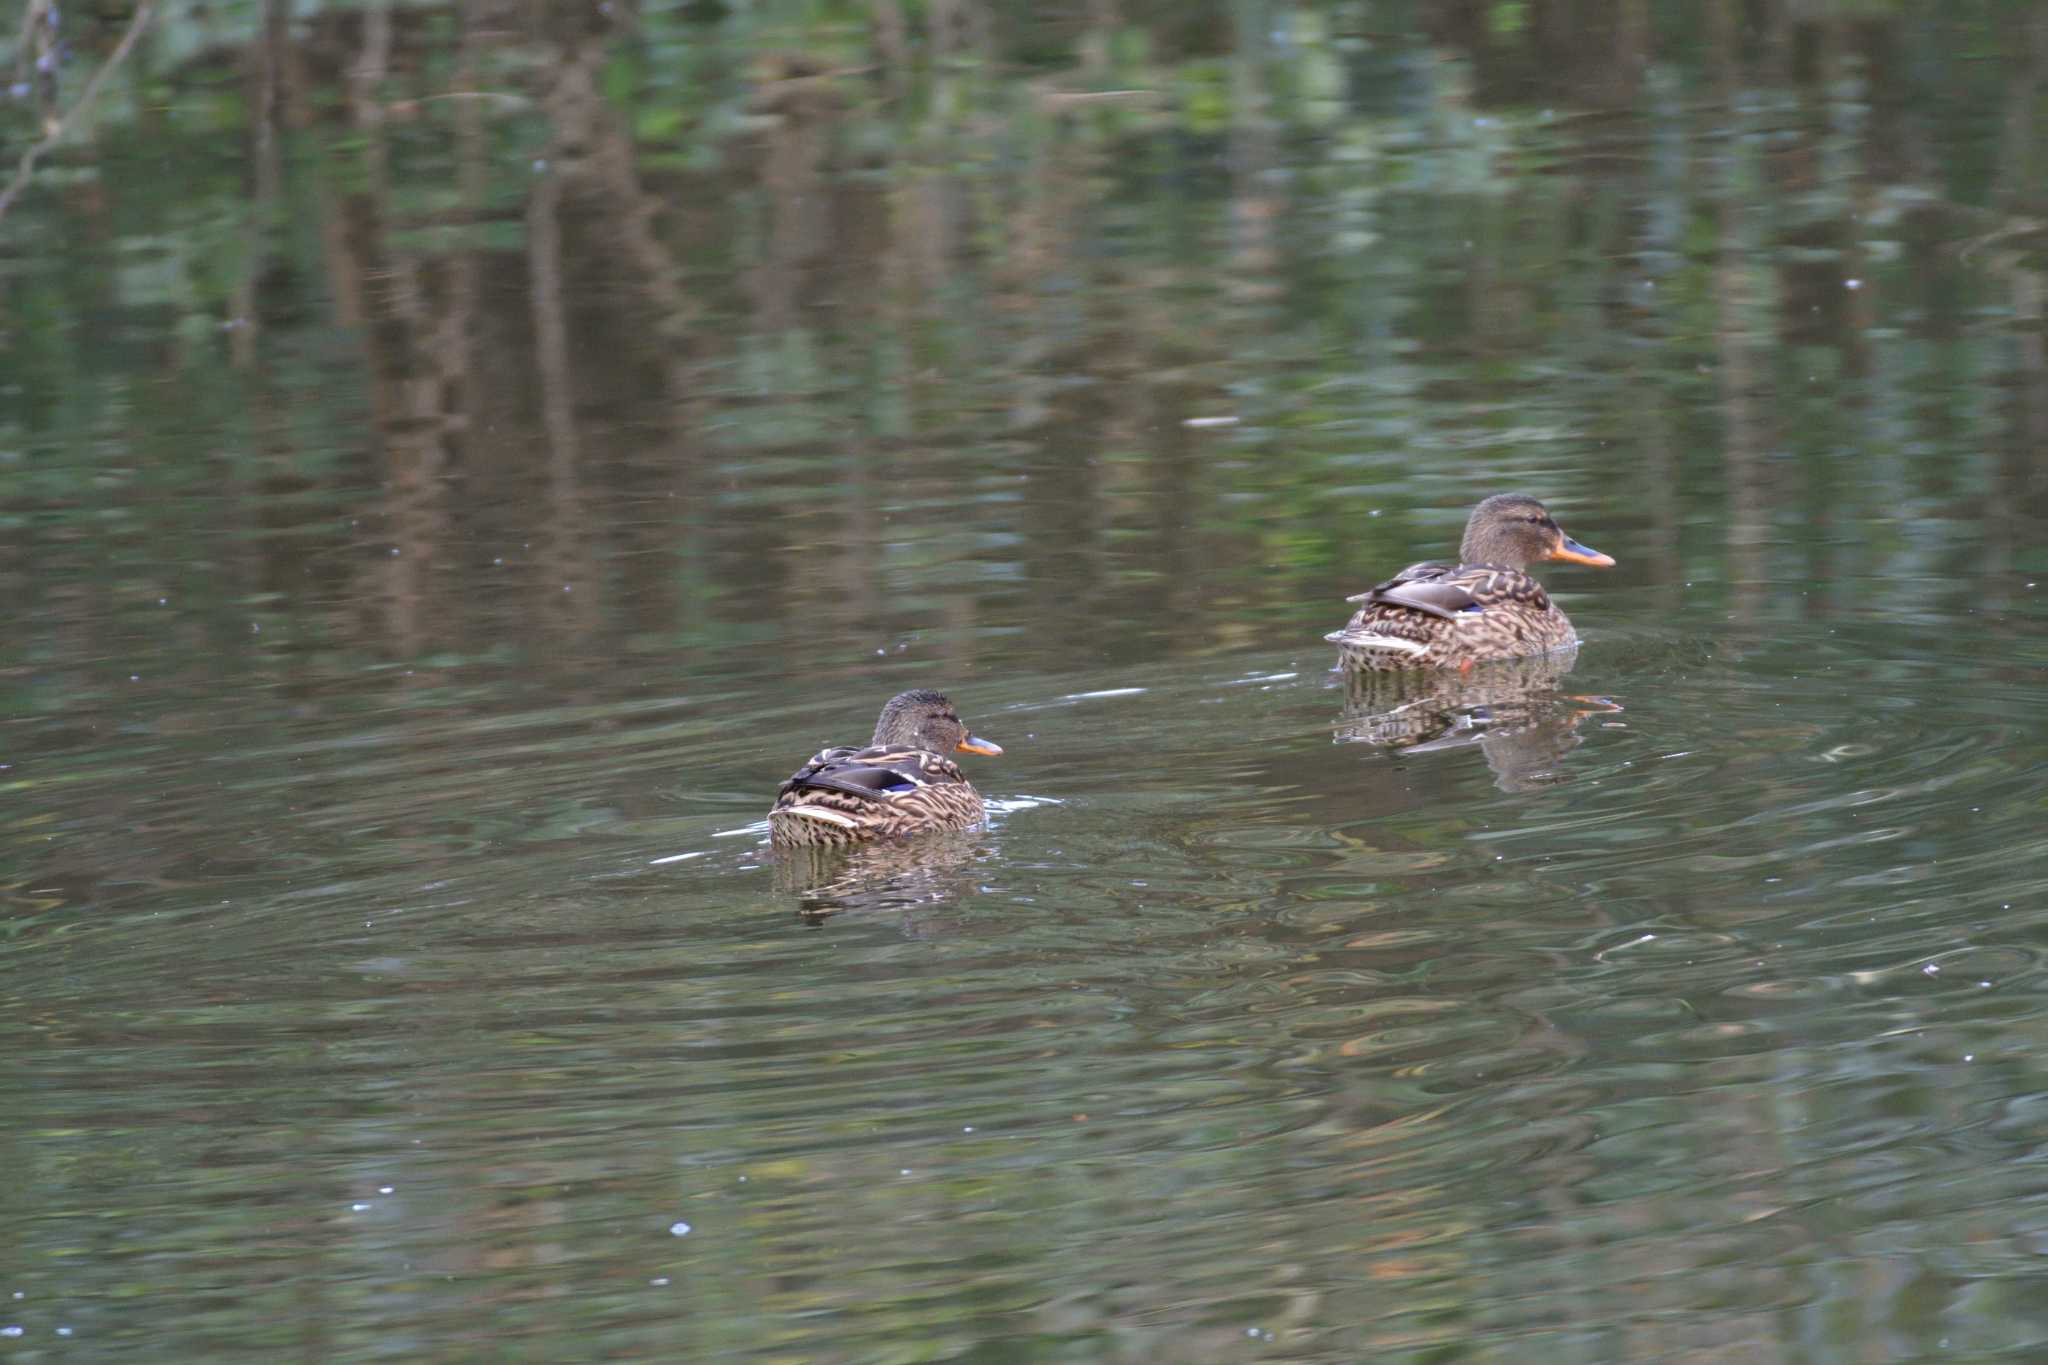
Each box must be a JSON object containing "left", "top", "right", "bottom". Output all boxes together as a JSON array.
[
  {"left": 1998, "top": 10, "right": 2047, "bottom": 215},
  {"left": 529, "top": 158, "right": 595, "bottom": 643},
  {"left": 417, "top": 0, "right": 483, "bottom": 624},
  {"left": 928, "top": 0, "right": 962, "bottom": 56},
  {"left": 1611, "top": 0, "right": 1649, "bottom": 106},
  {"left": 1708, "top": 0, "right": 1767, "bottom": 633},
  {"left": 1990, "top": 264, "right": 2042, "bottom": 603},
  {"left": 436, "top": 0, "right": 484, "bottom": 461},
  {"left": 350, "top": 4, "right": 441, "bottom": 653},
  {"left": 232, "top": 0, "right": 288, "bottom": 370},
  {"left": 352, "top": 5, "right": 423, "bottom": 328},
  {"left": 564, "top": 9, "right": 708, "bottom": 632},
  {"left": 928, "top": 0, "right": 990, "bottom": 61},
  {"left": 1708, "top": 0, "right": 1740, "bottom": 99},
  {"left": 745, "top": 77, "right": 838, "bottom": 338},
  {"left": 1856, "top": 20, "right": 1912, "bottom": 187},
  {"left": 1006, "top": 106, "right": 1065, "bottom": 297},
  {"left": 583, "top": 91, "right": 696, "bottom": 405},
  {"left": 1005, "top": 107, "right": 1078, "bottom": 436},
  {"left": 873, "top": 0, "right": 912, "bottom": 99},
  {"left": 321, "top": 1, "right": 484, "bottom": 657},
  {"left": 2029, "top": 23, "right": 2048, "bottom": 501},
  {"left": 1830, "top": 26, "right": 1873, "bottom": 383},
  {"left": 1002, "top": 108, "right": 1101, "bottom": 636},
  {"left": 1717, "top": 195, "right": 1768, "bottom": 634},
  {"left": 1080, "top": 0, "right": 1120, "bottom": 75},
  {"left": 1758, "top": 0, "right": 1793, "bottom": 88},
  {"left": 1797, "top": 12, "right": 1860, "bottom": 610},
  {"left": 1227, "top": 0, "right": 1280, "bottom": 303},
  {"left": 237, "top": 0, "right": 309, "bottom": 619},
  {"left": 1994, "top": 12, "right": 2048, "bottom": 572},
  {"left": 528, "top": 38, "right": 606, "bottom": 646},
  {"left": 530, "top": 5, "right": 720, "bottom": 647},
  {"left": 2003, "top": 11, "right": 2048, "bottom": 492}
]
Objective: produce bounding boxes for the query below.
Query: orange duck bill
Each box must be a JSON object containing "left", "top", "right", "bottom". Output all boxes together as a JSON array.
[
  {"left": 956, "top": 735, "right": 1003, "bottom": 756},
  {"left": 1547, "top": 534, "right": 1615, "bottom": 568}
]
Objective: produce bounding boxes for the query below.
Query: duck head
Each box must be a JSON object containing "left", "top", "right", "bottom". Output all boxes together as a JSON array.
[
  {"left": 1460, "top": 494, "right": 1615, "bottom": 572},
  {"left": 871, "top": 689, "right": 1003, "bottom": 757}
]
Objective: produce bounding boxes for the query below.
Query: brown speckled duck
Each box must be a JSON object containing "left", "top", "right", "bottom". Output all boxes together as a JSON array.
[
  {"left": 1326, "top": 494, "right": 1615, "bottom": 670},
  {"left": 768, "top": 689, "right": 1002, "bottom": 846}
]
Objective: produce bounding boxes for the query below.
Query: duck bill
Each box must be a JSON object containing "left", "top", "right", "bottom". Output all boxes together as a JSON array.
[
  {"left": 956, "top": 735, "right": 1003, "bottom": 756},
  {"left": 1549, "top": 535, "right": 1615, "bottom": 568}
]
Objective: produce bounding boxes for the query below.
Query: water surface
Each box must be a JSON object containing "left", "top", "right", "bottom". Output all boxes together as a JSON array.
[{"left": 5, "top": 2, "right": 2048, "bottom": 1359}]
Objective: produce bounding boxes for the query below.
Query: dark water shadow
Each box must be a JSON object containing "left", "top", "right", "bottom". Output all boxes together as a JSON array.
[{"left": 1333, "top": 651, "right": 1622, "bottom": 793}]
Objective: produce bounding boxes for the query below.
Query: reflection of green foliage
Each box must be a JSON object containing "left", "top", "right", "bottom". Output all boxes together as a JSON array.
[{"left": 0, "top": 3, "right": 2038, "bottom": 688}]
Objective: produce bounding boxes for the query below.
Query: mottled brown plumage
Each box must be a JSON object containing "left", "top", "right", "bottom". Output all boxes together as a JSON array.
[
  {"left": 1326, "top": 494, "right": 1615, "bottom": 670},
  {"left": 768, "top": 689, "right": 1001, "bottom": 846}
]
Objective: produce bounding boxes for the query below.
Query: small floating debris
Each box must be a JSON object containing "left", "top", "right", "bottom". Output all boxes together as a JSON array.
[
  {"left": 1183, "top": 415, "right": 1240, "bottom": 428},
  {"left": 669, "top": 1221, "right": 692, "bottom": 1237}
]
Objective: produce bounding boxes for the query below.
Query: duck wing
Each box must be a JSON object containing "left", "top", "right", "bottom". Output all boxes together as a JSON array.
[
  {"left": 776, "top": 744, "right": 969, "bottom": 805},
  {"left": 1344, "top": 561, "right": 1549, "bottom": 619}
]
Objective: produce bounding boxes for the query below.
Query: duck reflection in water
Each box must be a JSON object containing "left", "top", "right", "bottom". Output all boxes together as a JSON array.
[
  {"left": 773, "top": 831, "right": 987, "bottom": 925},
  {"left": 1335, "top": 652, "right": 1621, "bottom": 793}
]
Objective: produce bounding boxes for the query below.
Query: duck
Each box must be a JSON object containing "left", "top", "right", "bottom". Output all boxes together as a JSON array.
[
  {"left": 1326, "top": 493, "right": 1615, "bottom": 670},
  {"left": 768, "top": 689, "right": 1002, "bottom": 846}
]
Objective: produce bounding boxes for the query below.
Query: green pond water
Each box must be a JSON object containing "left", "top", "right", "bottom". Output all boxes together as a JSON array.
[{"left": 4, "top": 2, "right": 2048, "bottom": 1360}]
